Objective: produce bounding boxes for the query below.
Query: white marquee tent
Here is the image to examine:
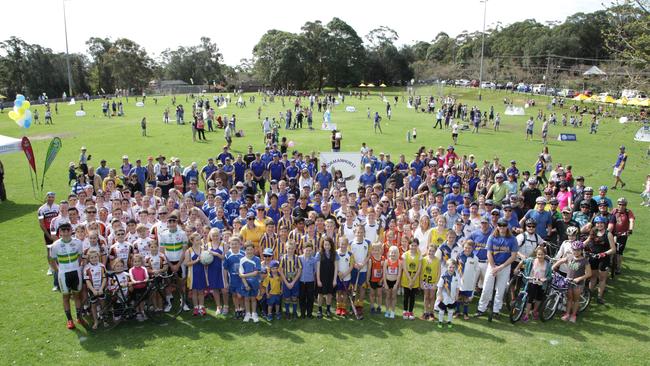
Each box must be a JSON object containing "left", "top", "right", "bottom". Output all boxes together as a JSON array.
[{"left": 0, "top": 134, "right": 22, "bottom": 155}]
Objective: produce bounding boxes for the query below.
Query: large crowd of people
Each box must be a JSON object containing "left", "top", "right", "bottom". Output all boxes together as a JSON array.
[{"left": 40, "top": 96, "right": 639, "bottom": 331}]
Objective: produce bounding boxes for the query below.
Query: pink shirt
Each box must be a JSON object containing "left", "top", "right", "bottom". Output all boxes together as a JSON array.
[
  {"left": 556, "top": 190, "right": 573, "bottom": 210},
  {"left": 129, "top": 266, "right": 148, "bottom": 289}
]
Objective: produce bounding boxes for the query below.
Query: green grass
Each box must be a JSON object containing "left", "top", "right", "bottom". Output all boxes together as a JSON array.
[{"left": 1, "top": 87, "right": 649, "bottom": 365}]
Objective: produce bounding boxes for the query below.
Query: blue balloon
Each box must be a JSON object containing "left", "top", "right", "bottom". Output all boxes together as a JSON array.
[
  {"left": 15, "top": 94, "right": 25, "bottom": 101},
  {"left": 14, "top": 99, "right": 23, "bottom": 107},
  {"left": 23, "top": 118, "right": 31, "bottom": 128}
]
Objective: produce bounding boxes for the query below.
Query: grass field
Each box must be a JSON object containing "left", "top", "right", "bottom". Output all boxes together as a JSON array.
[{"left": 0, "top": 87, "right": 648, "bottom": 365}]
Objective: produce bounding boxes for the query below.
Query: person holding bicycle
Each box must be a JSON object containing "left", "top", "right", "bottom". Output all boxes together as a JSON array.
[
  {"left": 609, "top": 198, "right": 635, "bottom": 275},
  {"left": 516, "top": 246, "right": 551, "bottom": 322},
  {"left": 584, "top": 216, "right": 616, "bottom": 304},
  {"left": 554, "top": 227, "right": 580, "bottom": 277},
  {"left": 159, "top": 214, "right": 190, "bottom": 312},
  {"left": 553, "top": 241, "right": 591, "bottom": 323}
]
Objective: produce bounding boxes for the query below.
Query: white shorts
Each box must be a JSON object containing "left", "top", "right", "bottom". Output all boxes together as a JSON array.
[
  {"left": 613, "top": 167, "right": 622, "bottom": 177},
  {"left": 59, "top": 269, "right": 82, "bottom": 294}
]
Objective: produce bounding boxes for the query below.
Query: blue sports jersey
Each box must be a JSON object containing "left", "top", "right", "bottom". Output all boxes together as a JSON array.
[
  {"left": 239, "top": 256, "right": 261, "bottom": 288},
  {"left": 486, "top": 235, "right": 518, "bottom": 266},
  {"left": 469, "top": 229, "right": 491, "bottom": 261},
  {"left": 224, "top": 250, "right": 245, "bottom": 287}
]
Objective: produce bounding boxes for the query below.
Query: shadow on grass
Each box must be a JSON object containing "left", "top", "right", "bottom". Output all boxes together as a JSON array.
[{"left": 0, "top": 200, "right": 40, "bottom": 224}]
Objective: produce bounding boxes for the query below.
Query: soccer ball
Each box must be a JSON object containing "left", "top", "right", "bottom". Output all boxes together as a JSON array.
[{"left": 200, "top": 251, "right": 214, "bottom": 265}]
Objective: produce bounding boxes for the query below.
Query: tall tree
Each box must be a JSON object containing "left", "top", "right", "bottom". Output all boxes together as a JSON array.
[
  {"left": 103, "top": 38, "right": 153, "bottom": 92},
  {"left": 86, "top": 37, "right": 114, "bottom": 94},
  {"left": 325, "top": 17, "right": 366, "bottom": 88}
]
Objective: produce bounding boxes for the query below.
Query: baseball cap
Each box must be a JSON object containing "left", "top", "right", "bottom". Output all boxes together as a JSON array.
[
  {"left": 491, "top": 208, "right": 500, "bottom": 214},
  {"left": 262, "top": 248, "right": 274, "bottom": 256},
  {"left": 485, "top": 199, "right": 495, "bottom": 206},
  {"left": 246, "top": 211, "right": 255, "bottom": 218},
  {"left": 480, "top": 216, "right": 489, "bottom": 223},
  {"left": 528, "top": 177, "right": 537, "bottom": 184},
  {"left": 452, "top": 182, "right": 460, "bottom": 188},
  {"left": 462, "top": 208, "right": 470, "bottom": 215},
  {"left": 536, "top": 197, "right": 547, "bottom": 204},
  {"left": 455, "top": 218, "right": 464, "bottom": 225},
  {"left": 270, "top": 260, "right": 280, "bottom": 268},
  {"left": 562, "top": 207, "right": 572, "bottom": 213}
]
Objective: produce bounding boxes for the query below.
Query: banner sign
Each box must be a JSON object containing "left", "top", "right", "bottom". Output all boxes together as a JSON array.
[
  {"left": 557, "top": 133, "right": 577, "bottom": 141},
  {"left": 320, "top": 152, "right": 361, "bottom": 193}
]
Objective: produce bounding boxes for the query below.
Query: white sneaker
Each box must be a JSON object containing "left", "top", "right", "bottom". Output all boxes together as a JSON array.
[
  {"left": 243, "top": 313, "right": 251, "bottom": 322},
  {"left": 52, "top": 286, "right": 59, "bottom": 292},
  {"left": 164, "top": 303, "right": 172, "bottom": 313},
  {"left": 408, "top": 315, "right": 415, "bottom": 320},
  {"left": 136, "top": 313, "right": 144, "bottom": 322},
  {"left": 390, "top": 311, "right": 396, "bottom": 319},
  {"left": 47, "top": 268, "right": 53, "bottom": 276},
  {"left": 182, "top": 303, "right": 191, "bottom": 311},
  {"left": 252, "top": 313, "right": 259, "bottom": 323}
]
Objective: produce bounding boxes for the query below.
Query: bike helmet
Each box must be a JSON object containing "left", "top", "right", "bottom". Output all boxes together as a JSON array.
[
  {"left": 594, "top": 216, "right": 608, "bottom": 224},
  {"left": 566, "top": 226, "right": 579, "bottom": 237},
  {"left": 580, "top": 200, "right": 590, "bottom": 207},
  {"left": 617, "top": 197, "right": 628, "bottom": 205},
  {"left": 571, "top": 241, "right": 584, "bottom": 250},
  {"left": 599, "top": 185, "right": 608, "bottom": 192},
  {"left": 525, "top": 218, "right": 537, "bottom": 226}
]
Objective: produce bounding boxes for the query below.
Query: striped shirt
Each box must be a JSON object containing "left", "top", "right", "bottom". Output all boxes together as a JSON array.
[
  {"left": 259, "top": 233, "right": 279, "bottom": 259},
  {"left": 51, "top": 238, "right": 83, "bottom": 273},
  {"left": 158, "top": 229, "right": 188, "bottom": 262},
  {"left": 279, "top": 254, "right": 302, "bottom": 282}
]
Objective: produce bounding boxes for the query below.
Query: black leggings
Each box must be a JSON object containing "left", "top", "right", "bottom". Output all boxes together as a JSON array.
[{"left": 403, "top": 287, "right": 418, "bottom": 312}]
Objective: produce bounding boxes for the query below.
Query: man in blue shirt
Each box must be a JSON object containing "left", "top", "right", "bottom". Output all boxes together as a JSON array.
[
  {"left": 184, "top": 179, "right": 205, "bottom": 206},
  {"left": 268, "top": 155, "right": 285, "bottom": 182},
  {"left": 443, "top": 182, "right": 464, "bottom": 207},
  {"left": 520, "top": 196, "right": 553, "bottom": 239},
  {"left": 315, "top": 163, "right": 333, "bottom": 189},
  {"left": 408, "top": 168, "right": 422, "bottom": 191},
  {"left": 250, "top": 153, "right": 267, "bottom": 192},
  {"left": 200, "top": 158, "right": 218, "bottom": 187},
  {"left": 506, "top": 160, "right": 519, "bottom": 182},
  {"left": 376, "top": 166, "right": 391, "bottom": 188},
  {"left": 217, "top": 146, "right": 234, "bottom": 165},
  {"left": 359, "top": 164, "right": 376, "bottom": 187},
  {"left": 410, "top": 154, "right": 425, "bottom": 176},
  {"left": 96, "top": 159, "right": 110, "bottom": 180},
  {"left": 128, "top": 159, "right": 147, "bottom": 187},
  {"left": 233, "top": 155, "right": 246, "bottom": 184},
  {"left": 286, "top": 160, "right": 300, "bottom": 180}
]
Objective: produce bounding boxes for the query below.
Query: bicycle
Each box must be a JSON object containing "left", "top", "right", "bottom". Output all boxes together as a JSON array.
[
  {"left": 84, "top": 272, "right": 181, "bottom": 330},
  {"left": 509, "top": 273, "right": 537, "bottom": 323},
  {"left": 541, "top": 272, "right": 591, "bottom": 321}
]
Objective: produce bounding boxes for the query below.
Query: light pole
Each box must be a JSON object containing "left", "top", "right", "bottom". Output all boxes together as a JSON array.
[
  {"left": 63, "top": 0, "right": 73, "bottom": 98},
  {"left": 478, "top": 0, "right": 487, "bottom": 100}
]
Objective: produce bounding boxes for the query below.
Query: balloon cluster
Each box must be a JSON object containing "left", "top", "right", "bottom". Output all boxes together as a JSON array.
[{"left": 8, "top": 94, "right": 33, "bottom": 128}]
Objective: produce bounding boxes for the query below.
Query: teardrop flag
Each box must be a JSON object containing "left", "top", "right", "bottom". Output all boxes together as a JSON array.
[{"left": 21, "top": 136, "right": 36, "bottom": 174}]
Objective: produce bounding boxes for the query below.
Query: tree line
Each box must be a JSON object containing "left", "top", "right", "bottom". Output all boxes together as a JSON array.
[{"left": 0, "top": 0, "right": 647, "bottom": 99}]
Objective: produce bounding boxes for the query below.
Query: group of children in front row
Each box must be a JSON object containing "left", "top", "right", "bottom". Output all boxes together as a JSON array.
[{"left": 62, "top": 221, "right": 592, "bottom": 330}]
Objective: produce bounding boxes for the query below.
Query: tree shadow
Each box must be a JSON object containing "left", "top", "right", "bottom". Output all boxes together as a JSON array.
[{"left": 0, "top": 201, "right": 40, "bottom": 224}]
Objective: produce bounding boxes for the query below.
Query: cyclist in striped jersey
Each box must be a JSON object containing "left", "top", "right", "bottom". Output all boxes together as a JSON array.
[
  {"left": 50, "top": 223, "right": 85, "bottom": 330},
  {"left": 159, "top": 215, "right": 189, "bottom": 312}
]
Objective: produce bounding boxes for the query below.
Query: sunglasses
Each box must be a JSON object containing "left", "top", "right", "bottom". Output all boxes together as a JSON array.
[
  {"left": 526, "top": 225, "right": 536, "bottom": 228},
  {"left": 497, "top": 224, "right": 508, "bottom": 228},
  {"left": 491, "top": 213, "right": 500, "bottom": 216},
  {"left": 263, "top": 254, "right": 272, "bottom": 257},
  {"left": 86, "top": 210, "right": 97, "bottom": 213}
]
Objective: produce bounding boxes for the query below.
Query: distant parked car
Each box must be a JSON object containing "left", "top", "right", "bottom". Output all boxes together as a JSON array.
[
  {"left": 481, "top": 81, "right": 496, "bottom": 89},
  {"left": 532, "top": 84, "right": 546, "bottom": 94}
]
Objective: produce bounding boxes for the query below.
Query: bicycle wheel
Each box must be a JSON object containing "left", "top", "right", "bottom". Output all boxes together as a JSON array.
[
  {"left": 509, "top": 292, "right": 526, "bottom": 323},
  {"left": 541, "top": 291, "right": 559, "bottom": 321},
  {"left": 504, "top": 276, "right": 521, "bottom": 312},
  {"left": 163, "top": 280, "right": 185, "bottom": 317},
  {"left": 146, "top": 288, "right": 169, "bottom": 322},
  {"left": 579, "top": 286, "right": 591, "bottom": 312}
]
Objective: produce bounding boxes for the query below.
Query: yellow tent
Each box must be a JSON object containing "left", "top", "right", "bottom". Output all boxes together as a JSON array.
[
  {"left": 637, "top": 99, "right": 650, "bottom": 107},
  {"left": 616, "top": 97, "right": 628, "bottom": 105},
  {"left": 358, "top": 83, "right": 366, "bottom": 87},
  {"left": 379, "top": 83, "right": 387, "bottom": 87},
  {"left": 367, "top": 83, "right": 376, "bottom": 87},
  {"left": 573, "top": 94, "right": 588, "bottom": 101},
  {"left": 604, "top": 96, "right": 616, "bottom": 104},
  {"left": 628, "top": 98, "right": 642, "bottom": 106}
]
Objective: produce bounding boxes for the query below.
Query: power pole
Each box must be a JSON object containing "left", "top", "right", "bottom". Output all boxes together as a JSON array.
[
  {"left": 478, "top": 0, "right": 488, "bottom": 100},
  {"left": 63, "top": 0, "right": 73, "bottom": 98}
]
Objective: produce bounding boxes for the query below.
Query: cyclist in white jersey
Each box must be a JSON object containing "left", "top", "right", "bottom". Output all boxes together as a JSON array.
[
  {"left": 158, "top": 215, "right": 189, "bottom": 312},
  {"left": 49, "top": 223, "right": 85, "bottom": 329}
]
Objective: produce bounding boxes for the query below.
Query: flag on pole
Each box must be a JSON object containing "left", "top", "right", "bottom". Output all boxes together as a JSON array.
[
  {"left": 21, "top": 136, "right": 36, "bottom": 174},
  {"left": 41, "top": 137, "right": 62, "bottom": 190}
]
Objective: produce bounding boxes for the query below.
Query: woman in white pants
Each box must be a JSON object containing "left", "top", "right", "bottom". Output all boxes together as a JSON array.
[{"left": 476, "top": 219, "right": 518, "bottom": 317}]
